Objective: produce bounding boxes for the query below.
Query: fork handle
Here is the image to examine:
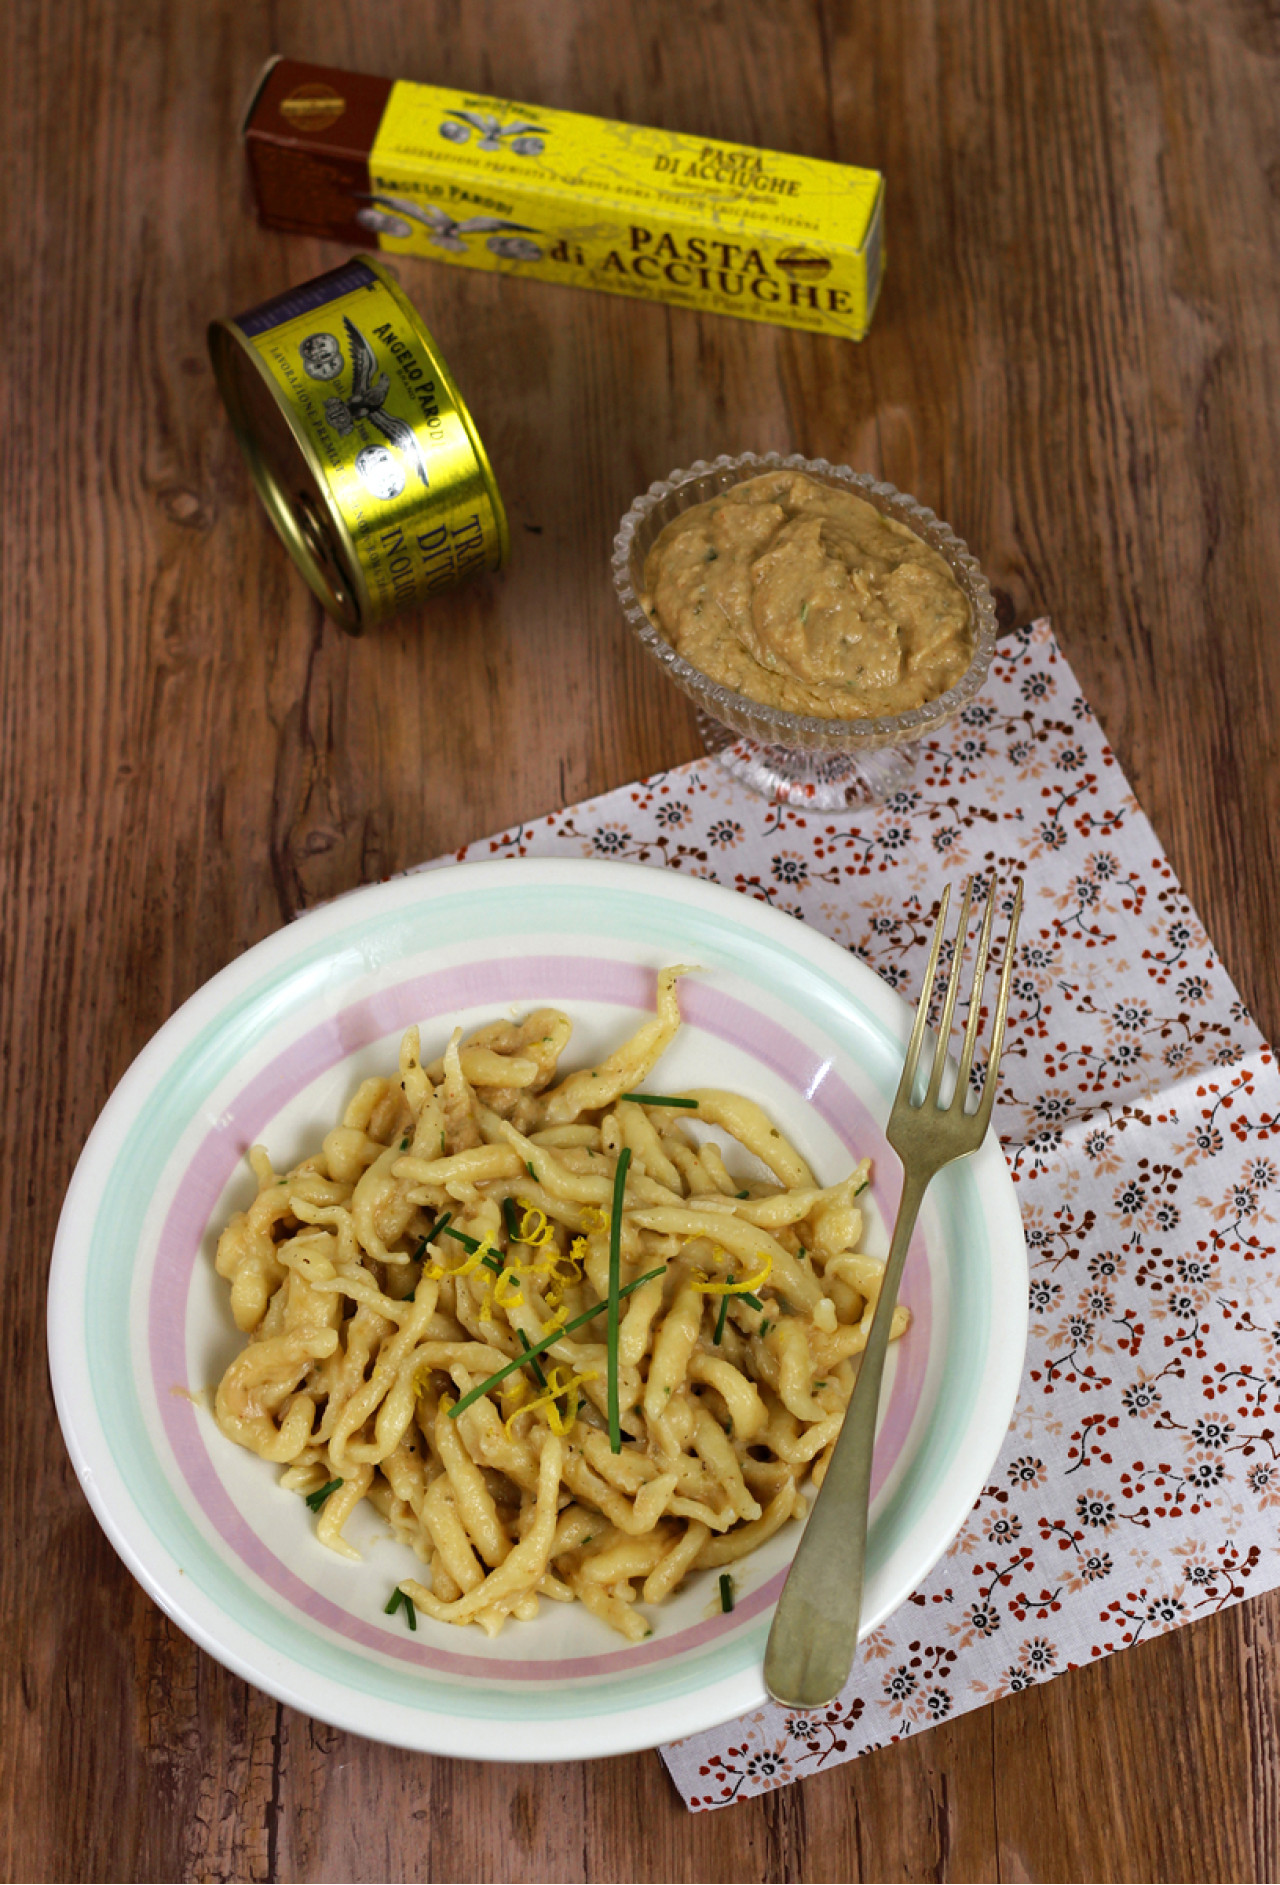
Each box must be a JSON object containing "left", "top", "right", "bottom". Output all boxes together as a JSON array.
[{"left": 763, "top": 1167, "right": 929, "bottom": 1709}]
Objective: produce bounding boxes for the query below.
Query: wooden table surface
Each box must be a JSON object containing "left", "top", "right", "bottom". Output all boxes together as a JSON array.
[{"left": 6, "top": 1, "right": 1279, "bottom": 1878}]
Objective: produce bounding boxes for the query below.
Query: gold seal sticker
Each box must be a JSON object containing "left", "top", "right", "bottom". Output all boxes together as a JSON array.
[
  {"left": 279, "top": 83, "right": 347, "bottom": 133},
  {"left": 776, "top": 248, "right": 832, "bottom": 281}
]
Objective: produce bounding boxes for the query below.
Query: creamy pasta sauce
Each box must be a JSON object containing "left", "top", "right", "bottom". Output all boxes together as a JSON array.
[{"left": 641, "top": 471, "right": 973, "bottom": 719}]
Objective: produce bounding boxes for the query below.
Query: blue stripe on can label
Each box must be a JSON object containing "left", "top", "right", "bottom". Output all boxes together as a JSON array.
[{"left": 233, "top": 258, "right": 379, "bottom": 338}]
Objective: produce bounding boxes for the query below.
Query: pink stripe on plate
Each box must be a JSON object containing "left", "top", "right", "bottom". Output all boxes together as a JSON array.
[{"left": 149, "top": 956, "right": 931, "bottom": 1683}]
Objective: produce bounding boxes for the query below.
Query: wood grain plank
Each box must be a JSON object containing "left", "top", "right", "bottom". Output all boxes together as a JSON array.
[{"left": 989, "top": 1608, "right": 1254, "bottom": 1882}]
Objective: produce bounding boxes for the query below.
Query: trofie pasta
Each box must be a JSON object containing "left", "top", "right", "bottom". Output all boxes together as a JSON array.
[{"left": 212, "top": 968, "right": 909, "bottom": 1640}]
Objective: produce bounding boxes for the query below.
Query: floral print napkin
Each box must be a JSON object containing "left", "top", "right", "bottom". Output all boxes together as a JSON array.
[{"left": 414, "top": 620, "right": 1280, "bottom": 1809}]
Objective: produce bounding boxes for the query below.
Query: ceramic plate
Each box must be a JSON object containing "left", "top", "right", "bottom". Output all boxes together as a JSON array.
[{"left": 48, "top": 858, "right": 1027, "bottom": 1760}]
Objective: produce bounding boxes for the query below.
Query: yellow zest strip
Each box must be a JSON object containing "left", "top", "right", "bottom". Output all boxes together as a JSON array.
[
  {"left": 504, "top": 1365, "right": 599, "bottom": 1436},
  {"left": 478, "top": 1266, "right": 527, "bottom": 1325},
  {"left": 527, "top": 1239, "right": 586, "bottom": 1304},
  {"left": 579, "top": 1205, "right": 610, "bottom": 1235},
  {"left": 494, "top": 1267, "right": 525, "bottom": 1308},
  {"left": 691, "top": 1250, "right": 773, "bottom": 1297},
  {"left": 503, "top": 1250, "right": 545, "bottom": 1278},
  {"left": 553, "top": 1242, "right": 586, "bottom": 1279},
  {"left": 425, "top": 1229, "right": 498, "bottom": 1281},
  {"left": 507, "top": 1246, "right": 576, "bottom": 1284},
  {"left": 516, "top": 1203, "right": 555, "bottom": 1249}
]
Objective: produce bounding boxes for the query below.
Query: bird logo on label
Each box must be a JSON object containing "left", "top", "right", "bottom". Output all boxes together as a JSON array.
[
  {"left": 322, "top": 317, "right": 431, "bottom": 492},
  {"left": 354, "top": 192, "right": 543, "bottom": 257}
]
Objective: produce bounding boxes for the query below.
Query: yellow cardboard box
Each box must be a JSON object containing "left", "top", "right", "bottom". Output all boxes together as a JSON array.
[{"left": 245, "top": 58, "right": 885, "bottom": 341}]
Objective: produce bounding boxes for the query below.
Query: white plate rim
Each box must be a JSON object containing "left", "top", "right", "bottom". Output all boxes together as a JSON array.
[{"left": 48, "top": 857, "right": 1027, "bottom": 1759}]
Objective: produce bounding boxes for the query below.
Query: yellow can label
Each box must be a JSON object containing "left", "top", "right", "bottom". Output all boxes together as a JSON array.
[{"left": 233, "top": 259, "right": 506, "bottom": 619}]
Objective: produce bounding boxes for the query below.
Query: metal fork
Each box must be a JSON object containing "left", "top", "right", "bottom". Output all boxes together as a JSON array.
[{"left": 763, "top": 874, "right": 1024, "bottom": 1709}]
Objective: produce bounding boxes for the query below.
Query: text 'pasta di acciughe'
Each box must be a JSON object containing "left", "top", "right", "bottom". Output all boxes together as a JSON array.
[{"left": 212, "top": 968, "right": 908, "bottom": 1641}]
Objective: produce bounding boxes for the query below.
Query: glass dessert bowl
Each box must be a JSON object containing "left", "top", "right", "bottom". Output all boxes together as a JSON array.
[{"left": 612, "top": 451, "right": 998, "bottom": 811}]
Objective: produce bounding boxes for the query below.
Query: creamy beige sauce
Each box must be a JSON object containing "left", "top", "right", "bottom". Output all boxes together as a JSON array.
[{"left": 640, "top": 471, "right": 973, "bottom": 719}]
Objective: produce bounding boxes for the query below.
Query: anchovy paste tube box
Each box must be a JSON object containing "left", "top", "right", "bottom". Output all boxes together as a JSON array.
[{"left": 242, "top": 57, "right": 885, "bottom": 342}]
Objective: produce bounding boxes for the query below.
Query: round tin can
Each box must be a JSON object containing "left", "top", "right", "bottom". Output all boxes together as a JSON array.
[{"left": 209, "top": 257, "right": 509, "bottom": 631}]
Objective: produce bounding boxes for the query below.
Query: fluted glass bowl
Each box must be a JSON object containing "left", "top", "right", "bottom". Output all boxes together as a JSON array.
[{"left": 612, "top": 452, "right": 998, "bottom": 810}]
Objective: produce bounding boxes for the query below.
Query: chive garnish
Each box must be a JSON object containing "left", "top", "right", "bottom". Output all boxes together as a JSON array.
[
  {"left": 443, "top": 1223, "right": 502, "bottom": 1274},
  {"left": 517, "top": 1328, "right": 548, "bottom": 1389},
  {"left": 855, "top": 1179, "right": 869, "bottom": 1196},
  {"left": 526, "top": 1161, "right": 537, "bottom": 1178},
  {"left": 502, "top": 1196, "right": 522, "bottom": 1243},
  {"left": 607, "top": 1147, "right": 632, "bottom": 1454},
  {"left": 447, "top": 1263, "right": 667, "bottom": 1419},
  {"left": 384, "top": 1587, "right": 417, "bottom": 1630},
  {"left": 737, "top": 1190, "right": 750, "bottom": 1199},
  {"left": 719, "top": 1572, "right": 735, "bottom": 1614},
  {"left": 618, "top": 1093, "right": 698, "bottom": 1107},
  {"left": 710, "top": 1272, "right": 761, "bottom": 1333},
  {"left": 414, "top": 1212, "right": 453, "bottom": 1295},
  {"left": 305, "top": 1478, "right": 342, "bottom": 1512}
]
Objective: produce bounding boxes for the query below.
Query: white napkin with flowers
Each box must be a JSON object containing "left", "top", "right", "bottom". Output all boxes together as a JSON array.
[{"left": 412, "top": 620, "right": 1280, "bottom": 1808}]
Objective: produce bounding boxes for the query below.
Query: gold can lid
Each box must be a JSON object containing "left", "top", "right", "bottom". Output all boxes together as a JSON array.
[{"left": 209, "top": 316, "right": 368, "bottom": 630}]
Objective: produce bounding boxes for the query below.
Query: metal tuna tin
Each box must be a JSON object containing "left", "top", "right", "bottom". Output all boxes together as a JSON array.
[{"left": 209, "top": 257, "right": 508, "bottom": 631}]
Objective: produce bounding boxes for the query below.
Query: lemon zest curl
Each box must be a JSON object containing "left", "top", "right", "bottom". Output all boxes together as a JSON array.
[
  {"left": 504, "top": 1364, "right": 599, "bottom": 1436},
  {"left": 691, "top": 1250, "right": 773, "bottom": 1297}
]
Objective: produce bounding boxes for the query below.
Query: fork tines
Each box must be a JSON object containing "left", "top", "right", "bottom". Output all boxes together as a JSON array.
[{"left": 899, "top": 875, "right": 1024, "bottom": 1131}]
